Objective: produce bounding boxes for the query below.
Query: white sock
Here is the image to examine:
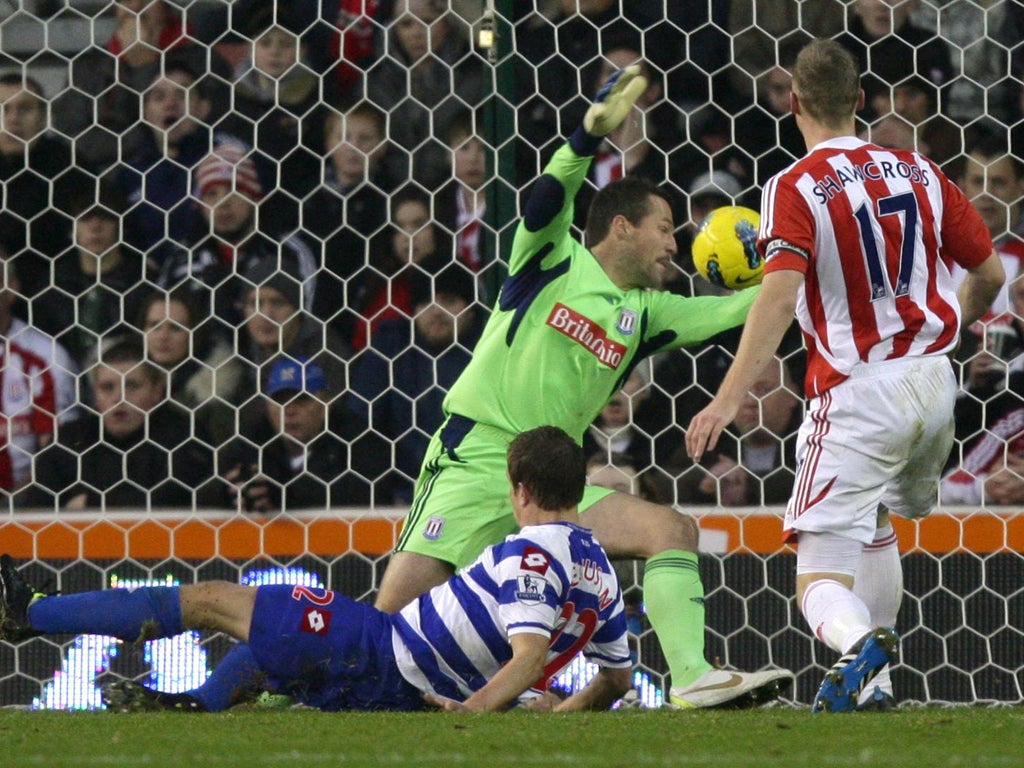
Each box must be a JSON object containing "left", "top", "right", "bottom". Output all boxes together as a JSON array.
[
  {"left": 853, "top": 523, "right": 902, "bottom": 700},
  {"left": 801, "top": 579, "right": 874, "bottom": 655}
]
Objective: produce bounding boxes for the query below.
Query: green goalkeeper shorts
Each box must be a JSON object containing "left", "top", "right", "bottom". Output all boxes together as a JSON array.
[{"left": 396, "top": 414, "right": 615, "bottom": 569}]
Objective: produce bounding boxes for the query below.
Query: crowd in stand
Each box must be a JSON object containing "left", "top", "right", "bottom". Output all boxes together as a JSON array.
[{"left": 2, "top": 0, "right": 1024, "bottom": 513}]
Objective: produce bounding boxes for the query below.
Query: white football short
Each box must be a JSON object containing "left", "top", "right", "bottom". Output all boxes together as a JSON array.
[{"left": 784, "top": 355, "right": 956, "bottom": 544}]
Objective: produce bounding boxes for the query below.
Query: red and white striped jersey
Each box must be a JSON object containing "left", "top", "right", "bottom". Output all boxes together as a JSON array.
[
  {"left": 760, "top": 136, "right": 993, "bottom": 397},
  {"left": 0, "top": 318, "right": 79, "bottom": 491}
]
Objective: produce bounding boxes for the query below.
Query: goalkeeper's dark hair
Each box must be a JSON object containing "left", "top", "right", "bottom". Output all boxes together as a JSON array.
[
  {"left": 585, "top": 176, "right": 668, "bottom": 247},
  {"left": 507, "top": 426, "right": 586, "bottom": 511}
]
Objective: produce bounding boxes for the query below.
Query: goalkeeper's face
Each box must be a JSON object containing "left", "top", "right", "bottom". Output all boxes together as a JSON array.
[{"left": 623, "top": 195, "right": 677, "bottom": 290}]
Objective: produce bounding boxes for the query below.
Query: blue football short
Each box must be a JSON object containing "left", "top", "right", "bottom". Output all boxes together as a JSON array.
[{"left": 247, "top": 584, "right": 424, "bottom": 711}]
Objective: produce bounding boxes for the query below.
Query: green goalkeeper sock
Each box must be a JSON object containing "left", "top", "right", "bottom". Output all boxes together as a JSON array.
[{"left": 642, "top": 549, "right": 712, "bottom": 690}]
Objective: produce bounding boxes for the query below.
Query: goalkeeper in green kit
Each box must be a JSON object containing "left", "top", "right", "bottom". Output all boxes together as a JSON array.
[{"left": 375, "top": 65, "right": 794, "bottom": 708}]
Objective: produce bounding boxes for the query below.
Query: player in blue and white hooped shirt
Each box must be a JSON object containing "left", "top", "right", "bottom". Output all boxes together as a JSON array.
[
  {"left": 396, "top": 517, "right": 629, "bottom": 710},
  {"left": 0, "top": 426, "right": 634, "bottom": 712}
]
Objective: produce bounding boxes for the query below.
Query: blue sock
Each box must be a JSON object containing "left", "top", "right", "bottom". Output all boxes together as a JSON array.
[
  {"left": 27, "top": 587, "right": 183, "bottom": 640},
  {"left": 190, "top": 643, "right": 264, "bottom": 712}
]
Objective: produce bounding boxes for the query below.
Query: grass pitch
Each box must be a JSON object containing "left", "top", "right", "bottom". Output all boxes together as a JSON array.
[{"left": 4, "top": 706, "right": 1024, "bottom": 767}]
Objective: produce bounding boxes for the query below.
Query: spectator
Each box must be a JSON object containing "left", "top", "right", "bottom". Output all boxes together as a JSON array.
[
  {"left": 836, "top": 0, "right": 954, "bottom": 122},
  {"left": 219, "top": 4, "right": 325, "bottom": 234},
  {"left": 224, "top": 0, "right": 378, "bottom": 105},
  {"left": 0, "top": 74, "right": 93, "bottom": 331},
  {"left": 52, "top": 0, "right": 229, "bottom": 172},
  {"left": 348, "top": 265, "right": 484, "bottom": 503},
  {"left": 219, "top": 357, "right": 384, "bottom": 513},
  {"left": 643, "top": 322, "right": 806, "bottom": 470},
  {"left": 137, "top": 288, "right": 245, "bottom": 449},
  {"left": 365, "top": 0, "right": 485, "bottom": 187},
  {"left": 858, "top": 114, "right": 923, "bottom": 154},
  {"left": 673, "top": 356, "right": 802, "bottom": 507},
  {"left": 952, "top": 131, "right": 1024, "bottom": 318},
  {"left": 112, "top": 55, "right": 217, "bottom": 259},
  {"left": 927, "top": 0, "right": 1024, "bottom": 126},
  {"left": 346, "top": 185, "right": 450, "bottom": 352},
  {"left": 512, "top": 1, "right": 691, "bottom": 178},
  {"left": 586, "top": 450, "right": 638, "bottom": 495},
  {"left": 40, "top": 182, "right": 155, "bottom": 368},
  {"left": 572, "top": 42, "right": 690, "bottom": 270},
  {"left": 867, "top": 75, "right": 958, "bottom": 167},
  {"left": 683, "top": 171, "right": 750, "bottom": 296},
  {"left": 586, "top": 450, "right": 674, "bottom": 506},
  {"left": 325, "top": 0, "right": 380, "bottom": 100},
  {"left": 732, "top": 36, "right": 809, "bottom": 188},
  {"left": 727, "top": 0, "right": 845, "bottom": 100},
  {"left": 158, "top": 139, "right": 319, "bottom": 329},
  {"left": 434, "top": 109, "right": 500, "bottom": 301},
  {"left": 0, "top": 258, "right": 78, "bottom": 504},
  {"left": 234, "top": 257, "right": 348, "bottom": 442},
  {"left": 306, "top": 101, "right": 409, "bottom": 322},
  {"left": 943, "top": 321, "right": 1024, "bottom": 506},
  {"left": 23, "top": 338, "right": 218, "bottom": 511},
  {"left": 582, "top": 363, "right": 654, "bottom": 474}
]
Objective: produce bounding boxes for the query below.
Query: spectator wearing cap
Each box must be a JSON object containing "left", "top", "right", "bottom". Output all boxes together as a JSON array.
[
  {"left": 38, "top": 181, "right": 157, "bottom": 368},
  {"left": 348, "top": 265, "right": 485, "bottom": 504},
  {"left": 687, "top": 170, "right": 745, "bottom": 227},
  {"left": 218, "top": 356, "right": 386, "bottom": 512},
  {"left": 234, "top": 256, "right": 348, "bottom": 442},
  {"left": 157, "top": 139, "right": 318, "bottom": 329},
  {"left": 23, "top": 337, "right": 219, "bottom": 511}
]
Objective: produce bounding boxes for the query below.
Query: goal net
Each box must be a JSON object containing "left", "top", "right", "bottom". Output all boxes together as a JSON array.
[{"left": 0, "top": 0, "right": 1021, "bottom": 708}]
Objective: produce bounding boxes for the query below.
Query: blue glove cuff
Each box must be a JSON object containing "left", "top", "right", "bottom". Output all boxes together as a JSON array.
[{"left": 569, "top": 126, "right": 603, "bottom": 157}]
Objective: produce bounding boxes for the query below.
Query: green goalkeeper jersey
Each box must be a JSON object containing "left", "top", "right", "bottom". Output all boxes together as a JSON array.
[{"left": 443, "top": 141, "right": 759, "bottom": 441}]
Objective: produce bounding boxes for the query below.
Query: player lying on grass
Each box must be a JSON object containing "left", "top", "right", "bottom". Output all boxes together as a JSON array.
[{"left": 0, "top": 426, "right": 633, "bottom": 713}]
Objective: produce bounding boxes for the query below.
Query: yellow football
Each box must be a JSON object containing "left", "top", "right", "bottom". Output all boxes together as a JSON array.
[{"left": 691, "top": 205, "right": 764, "bottom": 290}]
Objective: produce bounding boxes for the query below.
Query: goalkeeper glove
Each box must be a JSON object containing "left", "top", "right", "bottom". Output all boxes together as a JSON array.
[{"left": 583, "top": 64, "right": 648, "bottom": 137}]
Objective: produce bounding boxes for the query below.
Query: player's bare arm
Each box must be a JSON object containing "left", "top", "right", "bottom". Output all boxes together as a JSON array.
[
  {"left": 957, "top": 249, "right": 1005, "bottom": 327},
  {"left": 554, "top": 666, "right": 633, "bottom": 712},
  {"left": 686, "top": 269, "right": 802, "bottom": 462},
  {"left": 423, "top": 632, "right": 549, "bottom": 712}
]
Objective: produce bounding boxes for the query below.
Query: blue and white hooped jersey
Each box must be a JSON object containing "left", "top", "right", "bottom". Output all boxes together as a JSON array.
[{"left": 390, "top": 521, "right": 631, "bottom": 702}]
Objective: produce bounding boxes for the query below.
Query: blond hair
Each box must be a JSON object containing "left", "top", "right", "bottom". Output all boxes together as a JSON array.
[{"left": 792, "top": 39, "right": 861, "bottom": 129}]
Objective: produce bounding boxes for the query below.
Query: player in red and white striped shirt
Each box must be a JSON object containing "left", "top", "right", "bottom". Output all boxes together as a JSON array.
[{"left": 686, "top": 39, "right": 1005, "bottom": 713}]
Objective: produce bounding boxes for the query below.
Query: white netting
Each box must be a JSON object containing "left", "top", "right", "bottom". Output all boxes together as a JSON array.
[{"left": 0, "top": 1, "right": 1022, "bottom": 708}]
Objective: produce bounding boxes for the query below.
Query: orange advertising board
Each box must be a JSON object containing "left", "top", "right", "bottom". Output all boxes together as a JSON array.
[{"left": 1, "top": 506, "right": 1021, "bottom": 561}]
